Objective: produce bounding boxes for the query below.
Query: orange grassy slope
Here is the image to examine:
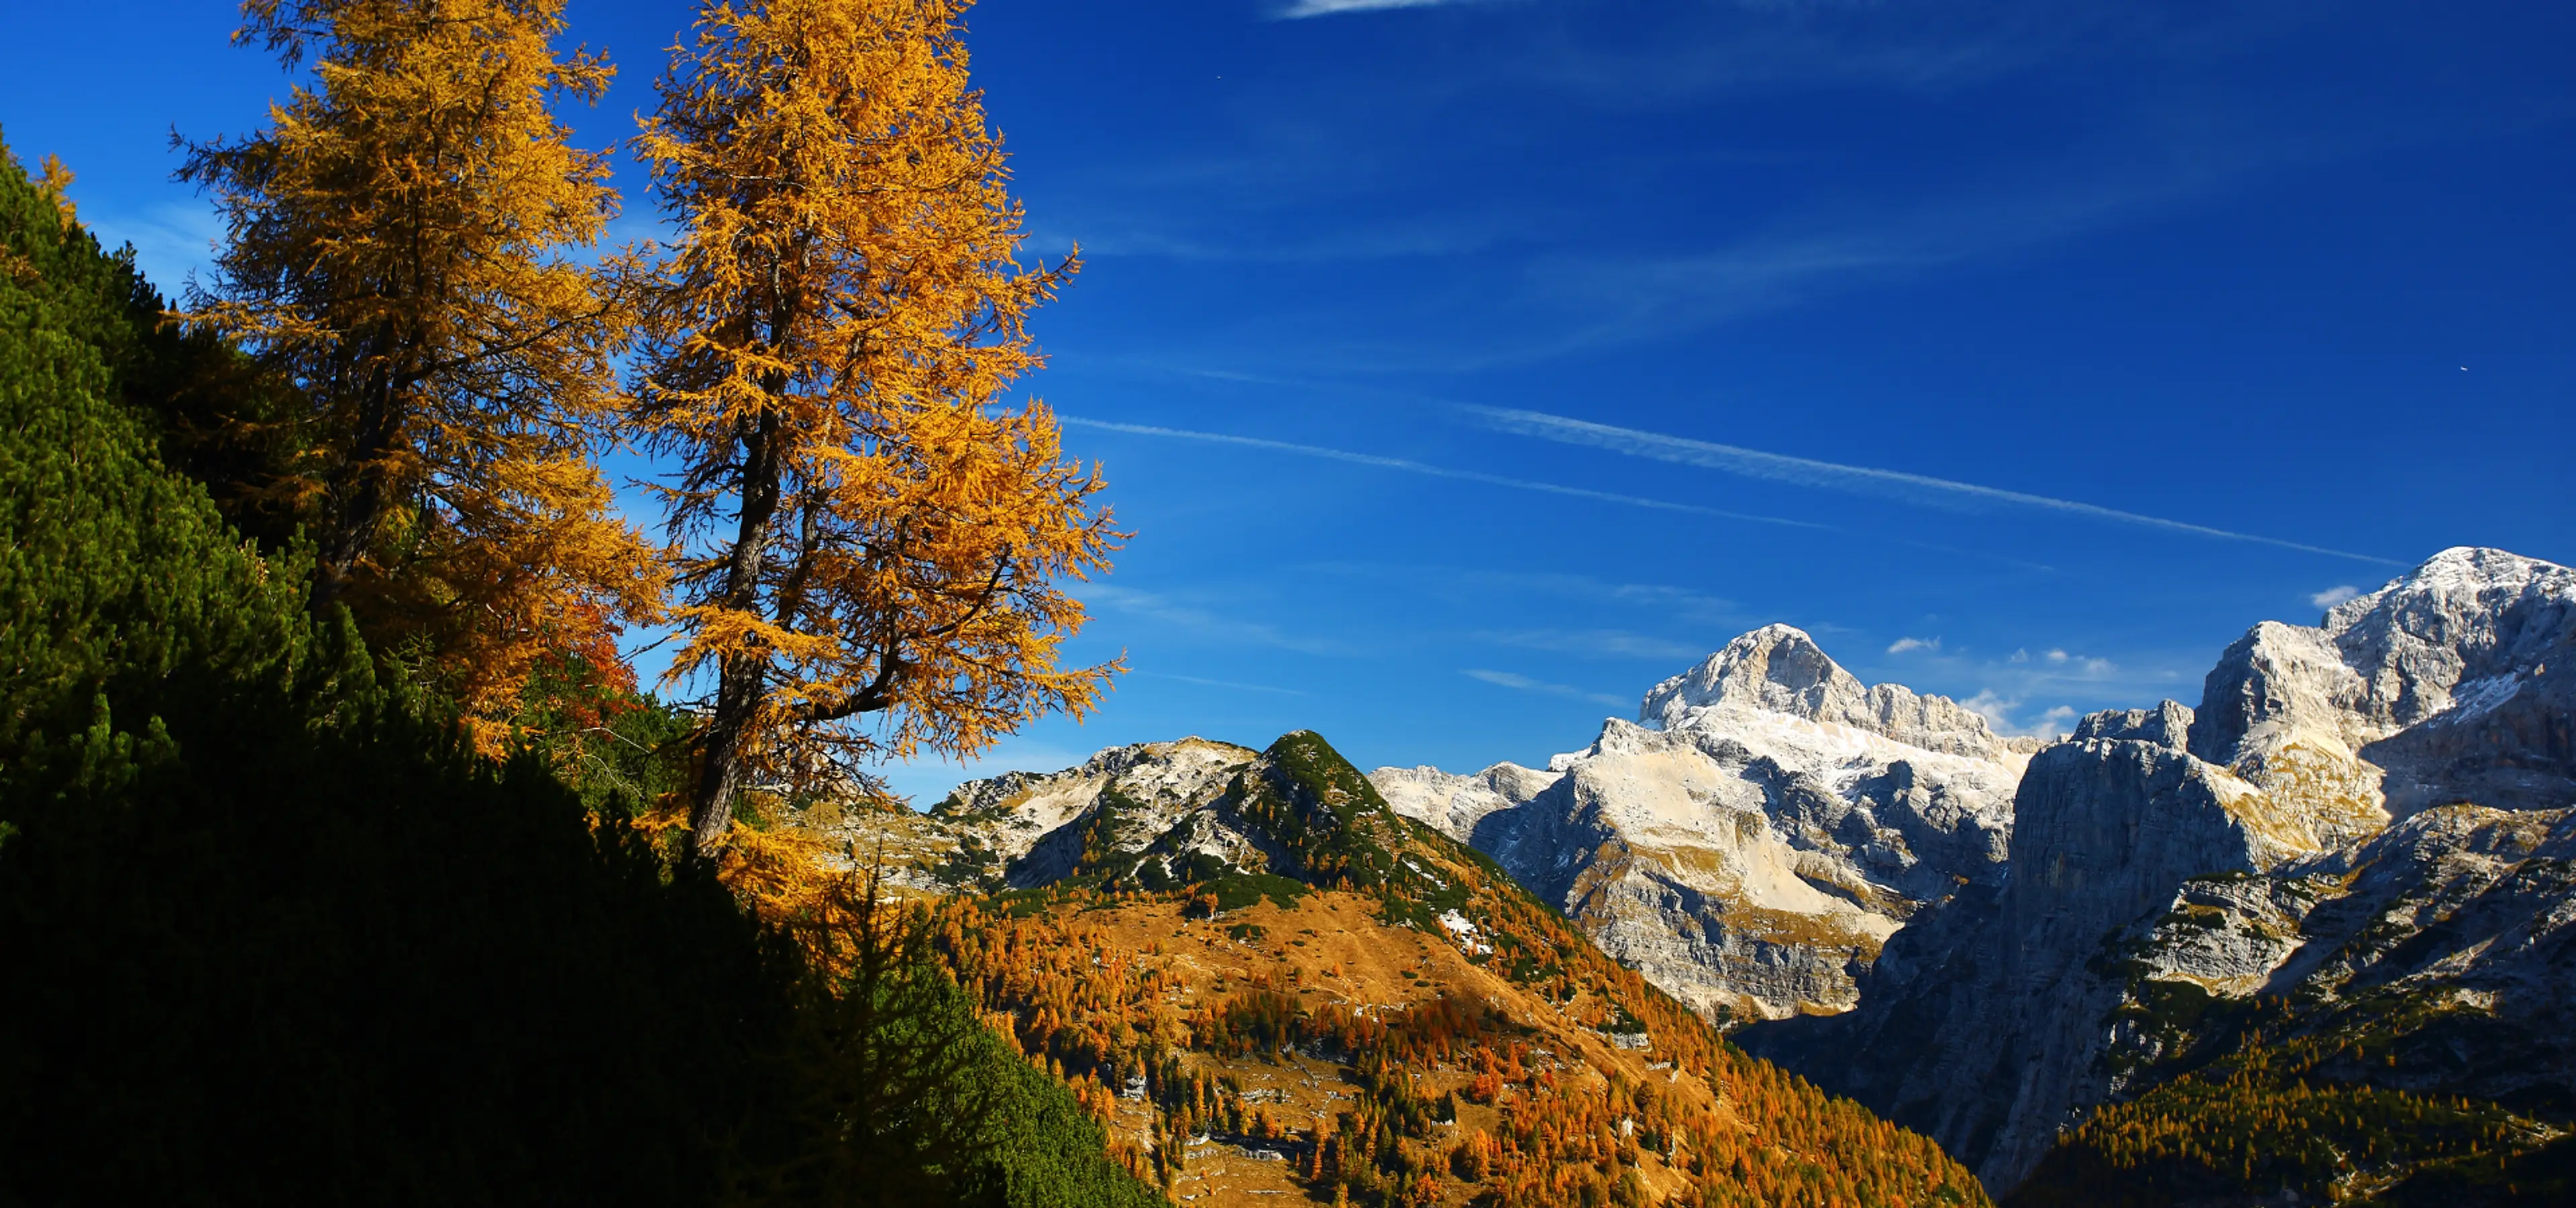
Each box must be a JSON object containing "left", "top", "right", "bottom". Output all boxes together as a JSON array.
[{"left": 869, "top": 731, "right": 1989, "bottom": 1208}]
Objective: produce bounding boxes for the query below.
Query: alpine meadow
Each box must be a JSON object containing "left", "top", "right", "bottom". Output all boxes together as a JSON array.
[{"left": 4, "top": 1, "right": 2571, "bottom": 1207}]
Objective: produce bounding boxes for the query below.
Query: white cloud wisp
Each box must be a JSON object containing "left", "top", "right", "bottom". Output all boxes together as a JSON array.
[
  {"left": 1462, "top": 405, "right": 2405, "bottom": 566},
  {"left": 1080, "top": 584, "right": 1352, "bottom": 656},
  {"left": 1061, "top": 415, "right": 1831, "bottom": 532},
  {"left": 1961, "top": 691, "right": 2080, "bottom": 740},
  {"left": 1481, "top": 629, "right": 1709, "bottom": 662},
  {"left": 1132, "top": 670, "right": 1309, "bottom": 697},
  {"left": 1279, "top": 0, "right": 1470, "bottom": 17},
  {"left": 1463, "top": 668, "right": 1631, "bottom": 709}
]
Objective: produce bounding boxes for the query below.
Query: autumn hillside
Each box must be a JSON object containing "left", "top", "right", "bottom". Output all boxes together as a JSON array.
[
  {"left": 0, "top": 125, "right": 1159, "bottom": 1207},
  {"left": 804, "top": 731, "right": 1992, "bottom": 1207}
]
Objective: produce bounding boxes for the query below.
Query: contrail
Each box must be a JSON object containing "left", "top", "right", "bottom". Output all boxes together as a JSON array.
[
  {"left": 1462, "top": 405, "right": 2405, "bottom": 566},
  {"left": 1059, "top": 416, "right": 1833, "bottom": 532}
]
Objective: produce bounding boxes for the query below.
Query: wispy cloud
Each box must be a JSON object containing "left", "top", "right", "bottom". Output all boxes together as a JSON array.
[
  {"left": 1882, "top": 635, "right": 2167, "bottom": 742},
  {"left": 85, "top": 203, "right": 223, "bottom": 299},
  {"left": 1886, "top": 636, "right": 1941, "bottom": 655},
  {"left": 1463, "top": 668, "right": 1630, "bottom": 708},
  {"left": 1961, "top": 691, "right": 2080, "bottom": 740},
  {"left": 1352, "top": 103, "right": 2370, "bottom": 372},
  {"left": 1503, "top": 3, "right": 2113, "bottom": 103},
  {"left": 1503, "top": 5, "right": 2351, "bottom": 111},
  {"left": 1996, "top": 646, "right": 2120, "bottom": 677},
  {"left": 1462, "top": 405, "right": 2404, "bottom": 566},
  {"left": 2015, "top": 704, "right": 2082, "bottom": 738},
  {"left": 1081, "top": 584, "right": 1352, "bottom": 656},
  {"left": 2038, "top": 648, "right": 2118, "bottom": 675},
  {"left": 1961, "top": 689, "right": 2018, "bottom": 729},
  {"left": 1040, "top": 212, "right": 1526, "bottom": 264},
  {"left": 1131, "top": 670, "right": 1308, "bottom": 697},
  {"left": 2310, "top": 585, "right": 2361, "bottom": 609},
  {"left": 1306, "top": 564, "right": 1743, "bottom": 625},
  {"left": 1061, "top": 415, "right": 1830, "bottom": 531},
  {"left": 1279, "top": 0, "right": 1477, "bottom": 18},
  {"left": 1481, "top": 629, "right": 1708, "bottom": 662}
]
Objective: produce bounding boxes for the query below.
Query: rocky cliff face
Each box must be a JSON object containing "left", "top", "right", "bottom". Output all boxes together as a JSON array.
[
  {"left": 2102, "top": 801, "right": 2576, "bottom": 1102},
  {"left": 926, "top": 736, "right": 1265, "bottom": 889},
  {"left": 2195, "top": 546, "right": 2576, "bottom": 825},
  {"left": 1372, "top": 624, "right": 2029, "bottom": 1021},
  {"left": 889, "top": 730, "right": 1475, "bottom": 908},
  {"left": 1739, "top": 547, "right": 2576, "bottom": 1194}
]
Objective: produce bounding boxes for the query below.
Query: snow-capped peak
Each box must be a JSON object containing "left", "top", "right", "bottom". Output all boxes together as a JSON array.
[
  {"left": 2324, "top": 547, "right": 2573, "bottom": 638},
  {"left": 1638, "top": 625, "right": 2009, "bottom": 760}
]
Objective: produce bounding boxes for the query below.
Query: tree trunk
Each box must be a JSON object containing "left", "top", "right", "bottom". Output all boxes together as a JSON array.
[
  {"left": 689, "top": 403, "right": 786, "bottom": 858},
  {"left": 689, "top": 652, "right": 761, "bottom": 859},
  {"left": 312, "top": 352, "right": 404, "bottom": 612}
]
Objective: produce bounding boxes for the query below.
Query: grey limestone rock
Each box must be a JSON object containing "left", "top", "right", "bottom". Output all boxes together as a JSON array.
[
  {"left": 2194, "top": 546, "right": 2576, "bottom": 829},
  {"left": 1373, "top": 624, "right": 2026, "bottom": 1021},
  {"left": 1741, "top": 546, "right": 2576, "bottom": 1196},
  {"left": 931, "top": 736, "right": 1264, "bottom": 888},
  {"left": 1640, "top": 623, "right": 2021, "bottom": 761},
  {"left": 2072, "top": 700, "right": 2194, "bottom": 748},
  {"left": 1740, "top": 725, "right": 2272, "bottom": 1188}
]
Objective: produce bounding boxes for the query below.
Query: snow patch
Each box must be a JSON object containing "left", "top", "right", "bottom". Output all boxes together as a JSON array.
[
  {"left": 1438, "top": 909, "right": 1493, "bottom": 956},
  {"left": 2440, "top": 674, "right": 2524, "bottom": 725}
]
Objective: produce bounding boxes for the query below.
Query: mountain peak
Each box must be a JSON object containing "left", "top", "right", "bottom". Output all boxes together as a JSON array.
[
  {"left": 1639, "top": 624, "right": 1856, "bottom": 725},
  {"left": 2324, "top": 546, "right": 2573, "bottom": 632},
  {"left": 2396, "top": 544, "right": 2563, "bottom": 591},
  {"left": 2191, "top": 546, "right": 2576, "bottom": 824},
  {"left": 1640, "top": 625, "right": 2009, "bottom": 760}
]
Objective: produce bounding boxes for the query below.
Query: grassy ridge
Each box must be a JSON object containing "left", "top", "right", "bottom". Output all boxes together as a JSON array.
[{"left": 926, "top": 729, "right": 1994, "bottom": 1207}]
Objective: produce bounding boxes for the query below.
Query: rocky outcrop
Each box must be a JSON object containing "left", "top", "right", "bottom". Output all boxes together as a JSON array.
[
  {"left": 1739, "top": 547, "right": 2576, "bottom": 1195},
  {"left": 2098, "top": 802, "right": 2576, "bottom": 1106},
  {"left": 867, "top": 730, "right": 1462, "bottom": 912},
  {"left": 1370, "top": 762, "right": 1561, "bottom": 845},
  {"left": 1373, "top": 624, "right": 2027, "bottom": 1021},
  {"left": 2070, "top": 699, "right": 2194, "bottom": 747},
  {"left": 1640, "top": 624, "right": 2036, "bottom": 761},
  {"left": 929, "top": 737, "right": 1263, "bottom": 888},
  {"left": 2193, "top": 546, "right": 2576, "bottom": 832},
  {"left": 1741, "top": 717, "right": 2275, "bottom": 1186}
]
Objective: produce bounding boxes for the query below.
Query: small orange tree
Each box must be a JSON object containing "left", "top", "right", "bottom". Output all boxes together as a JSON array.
[
  {"left": 178, "top": 0, "right": 659, "bottom": 750},
  {"left": 33, "top": 156, "right": 74, "bottom": 230},
  {"left": 632, "top": 0, "right": 1119, "bottom": 856}
]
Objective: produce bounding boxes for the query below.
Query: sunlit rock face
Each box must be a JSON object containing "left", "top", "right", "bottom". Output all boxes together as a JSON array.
[
  {"left": 932, "top": 737, "right": 1265, "bottom": 888},
  {"left": 1373, "top": 624, "right": 2029, "bottom": 1021},
  {"left": 2196, "top": 545, "right": 2576, "bottom": 826},
  {"left": 1639, "top": 623, "right": 2031, "bottom": 762},
  {"left": 1739, "top": 547, "right": 2576, "bottom": 1195},
  {"left": 792, "top": 737, "right": 1273, "bottom": 893}
]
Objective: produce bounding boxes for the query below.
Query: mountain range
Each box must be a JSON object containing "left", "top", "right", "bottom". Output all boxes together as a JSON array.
[
  {"left": 823, "top": 545, "right": 2574, "bottom": 1202},
  {"left": 1741, "top": 546, "right": 2576, "bottom": 1195}
]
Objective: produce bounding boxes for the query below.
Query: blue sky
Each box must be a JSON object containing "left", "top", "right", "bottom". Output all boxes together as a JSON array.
[{"left": 7, "top": 0, "right": 2572, "bottom": 801}]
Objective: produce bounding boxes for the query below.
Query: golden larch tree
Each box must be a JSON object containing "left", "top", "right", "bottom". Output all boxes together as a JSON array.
[
  {"left": 632, "top": 0, "right": 1118, "bottom": 856},
  {"left": 34, "top": 156, "right": 76, "bottom": 230},
  {"left": 178, "top": 0, "right": 660, "bottom": 751}
]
